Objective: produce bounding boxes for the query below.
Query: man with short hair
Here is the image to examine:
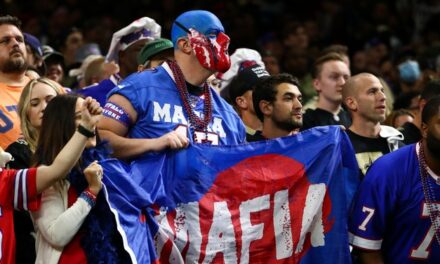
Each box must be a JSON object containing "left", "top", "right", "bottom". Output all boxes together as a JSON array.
[
  {"left": 137, "top": 38, "right": 174, "bottom": 71},
  {"left": 99, "top": 10, "right": 245, "bottom": 159},
  {"left": 342, "top": 72, "right": 404, "bottom": 177},
  {"left": 0, "top": 15, "right": 32, "bottom": 149},
  {"left": 349, "top": 97, "right": 440, "bottom": 263},
  {"left": 248, "top": 73, "right": 303, "bottom": 141},
  {"left": 226, "top": 63, "right": 269, "bottom": 140},
  {"left": 302, "top": 52, "right": 351, "bottom": 130}
]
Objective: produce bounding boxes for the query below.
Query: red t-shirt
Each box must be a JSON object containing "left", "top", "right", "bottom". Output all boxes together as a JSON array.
[
  {"left": 0, "top": 168, "right": 40, "bottom": 264},
  {"left": 58, "top": 187, "right": 87, "bottom": 264}
]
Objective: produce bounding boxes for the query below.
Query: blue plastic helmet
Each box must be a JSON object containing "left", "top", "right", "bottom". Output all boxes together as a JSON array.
[{"left": 171, "top": 10, "right": 224, "bottom": 47}]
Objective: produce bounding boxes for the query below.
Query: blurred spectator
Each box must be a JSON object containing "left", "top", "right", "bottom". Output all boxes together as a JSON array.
[
  {"left": 226, "top": 63, "right": 269, "bottom": 140},
  {"left": 301, "top": 52, "right": 351, "bottom": 130},
  {"left": 379, "top": 56, "right": 400, "bottom": 95},
  {"left": 261, "top": 51, "right": 280, "bottom": 75},
  {"left": 42, "top": 45, "right": 65, "bottom": 84},
  {"left": 351, "top": 50, "right": 368, "bottom": 74},
  {"left": 321, "top": 44, "right": 350, "bottom": 68},
  {"left": 60, "top": 28, "right": 83, "bottom": 69},
  {"left": 70, "top": 55, "right": 104, "bottom": 88},
  {"left": 77, "top": 17, "right": 161, "bottom": 106},
  {"left": 23, "top": 32, "right": 44, "bottom": 74},
  {"left": 83, "top": 57, "right": 109, "bottom": 87},
  {"left": 282, "top": 21, "right": 309, "bottom": 50},
  {"left": 398, "top": 58, "right": 422, "bottom": 93},
  {"left": 364, "top": 38, "right": 389, "bottom": 75},
  {"left": 399, "top": 79, "right": 440, "bottom": 144},
  {"left": 282, "top": 47, "right": 313, "bottom": 104},
  {"left": 137, "top": 38, "right": 174, "bottom": 71},
  {"left": 304, "top": 44, "right": 351, "bottom": 110},
  {"left": 105, "top": 17, "right": 161, "bottom": 79},
  {"left": 384, "top": 109, "right": 414, "bottom": 128},
  {"left": 257, "top": 32, "right": 284, "bottom": 62},
  {"left": 217, "top": 48, "right": 265, "bottom": 93}
]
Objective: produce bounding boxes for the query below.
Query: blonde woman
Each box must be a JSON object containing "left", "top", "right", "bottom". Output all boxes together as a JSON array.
[
  {"left": 6, "top": 77, "right": 65, "bottom": 167},
  {"left": 5, "top": 77, "right": 65, "bottom": 264}
]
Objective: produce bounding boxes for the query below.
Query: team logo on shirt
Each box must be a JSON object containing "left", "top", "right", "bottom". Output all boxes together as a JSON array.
[{"left": 153, "top": 101, "right": 226, "bottom": 138}]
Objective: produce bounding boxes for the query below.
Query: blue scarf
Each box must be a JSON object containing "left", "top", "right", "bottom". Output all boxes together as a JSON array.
[{"left": 68, "top": 142, "right": 130, "bottom": 263}]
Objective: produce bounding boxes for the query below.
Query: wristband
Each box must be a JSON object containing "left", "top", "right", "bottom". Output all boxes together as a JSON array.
[
  {"left": 84, "top": 188, "right": 97, "bottom": 200},
  {"left": 80, "top": 188, "right": 97, "bottom": 207},
  {"left": 77, "top": 124, "right": 95, "bottom": 138}
]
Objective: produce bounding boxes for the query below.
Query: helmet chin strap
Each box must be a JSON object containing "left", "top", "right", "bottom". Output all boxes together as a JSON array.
[{"left": 174, "top": 21, "right": 191, "bottom": 34}]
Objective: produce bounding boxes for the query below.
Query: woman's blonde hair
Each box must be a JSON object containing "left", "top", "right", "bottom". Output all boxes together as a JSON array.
[{"left": 18, "top": 77, "right": 65, "bottom": 152}]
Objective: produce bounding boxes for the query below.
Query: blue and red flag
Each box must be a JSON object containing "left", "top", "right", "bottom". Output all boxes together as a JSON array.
[{"left": 101, "top": 126, "right": 359, "bottom": 263}]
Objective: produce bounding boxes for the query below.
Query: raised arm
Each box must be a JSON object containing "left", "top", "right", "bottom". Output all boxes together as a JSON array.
[
  {"left": 35, "top": 97, "right": 102, "bottom": 193},
  {"left": 32, "top": 162, "right": 104, "bottom": 247},
  {"left": 98, "top": 94, "right": 188, "bottom": 159}
]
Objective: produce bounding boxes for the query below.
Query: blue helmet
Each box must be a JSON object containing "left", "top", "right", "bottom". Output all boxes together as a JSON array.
[{"left": 171, "top": 10, "right": 224, "bottom": 47}]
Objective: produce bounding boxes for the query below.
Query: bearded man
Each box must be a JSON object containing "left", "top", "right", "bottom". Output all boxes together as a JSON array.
[
  {"left": 0, "top": 15, "right": 31, "bottom": 149},
  {"left": 247, "top": 73, "right": 303, "bottom": 141}
]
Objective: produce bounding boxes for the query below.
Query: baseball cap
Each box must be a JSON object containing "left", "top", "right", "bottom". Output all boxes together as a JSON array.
[
  {"left": 137, "top": 38, "right": 173, "bottom": 65},
  {"left": 24, "top": 33, "right": 43, "bottom": 57},
  {"left": 216, "top": 48, "right": 265, "bottom": 91},
  {"left": 42, "top": 45, "right": 64, "bottom": 65},
  {"left": 106, "top": 17, "right": 161, "bottom": 63},
  {"left": 69, "top": 54, "right": 104, "bottom": 78},
  {"left": 228, "top": 62, "right": 270, "bottom": 102}
]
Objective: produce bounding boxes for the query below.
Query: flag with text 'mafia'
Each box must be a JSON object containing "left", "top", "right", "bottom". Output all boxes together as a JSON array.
[{"left": 101, "top": 126, "right": 359, "bottom": 264}]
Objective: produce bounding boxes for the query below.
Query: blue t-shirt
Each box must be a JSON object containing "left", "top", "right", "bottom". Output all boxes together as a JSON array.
[
  {"left": 349, "top": 144, "right": 440, "bottom": 263},
  {"left": 107, "top": 64, "right": 246, "bottom": 146}
]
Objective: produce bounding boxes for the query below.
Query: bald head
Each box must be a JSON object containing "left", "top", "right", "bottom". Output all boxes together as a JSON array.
[
  {"left": 343, "top": 72, "right": 386, "bottom": 125},
  {"left": 342, "top": 73, "right": 379, "bottom": 100}
]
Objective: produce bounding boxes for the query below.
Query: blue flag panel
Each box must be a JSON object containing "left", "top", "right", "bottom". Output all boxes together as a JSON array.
[{"left": 101, "top": 126, "right": 359, "bottom": 263}]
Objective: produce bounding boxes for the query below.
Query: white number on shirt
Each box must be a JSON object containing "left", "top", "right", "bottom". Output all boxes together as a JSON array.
[
  {"left": 175, "top": 125, "right": 219, "bottom": 145},
  {"left": 410, "top": 203, "right": 439, "bottom": 259},
  {"left": 358, "top": 206, "right": 375, "bottom": 231}
]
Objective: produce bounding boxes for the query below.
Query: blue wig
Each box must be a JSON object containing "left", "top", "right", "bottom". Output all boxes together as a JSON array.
[{"left": 171, "top": 10, "right": 224, "bottom": 47}]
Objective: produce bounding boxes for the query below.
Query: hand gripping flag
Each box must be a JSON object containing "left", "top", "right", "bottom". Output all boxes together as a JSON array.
[{"left": 101, "top": 126, "right": 359, "bottom": 263}]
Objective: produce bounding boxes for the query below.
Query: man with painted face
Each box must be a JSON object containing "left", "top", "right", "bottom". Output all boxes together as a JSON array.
[{"left": 98, "top": 10, "right": 246, "bottom": 159}]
